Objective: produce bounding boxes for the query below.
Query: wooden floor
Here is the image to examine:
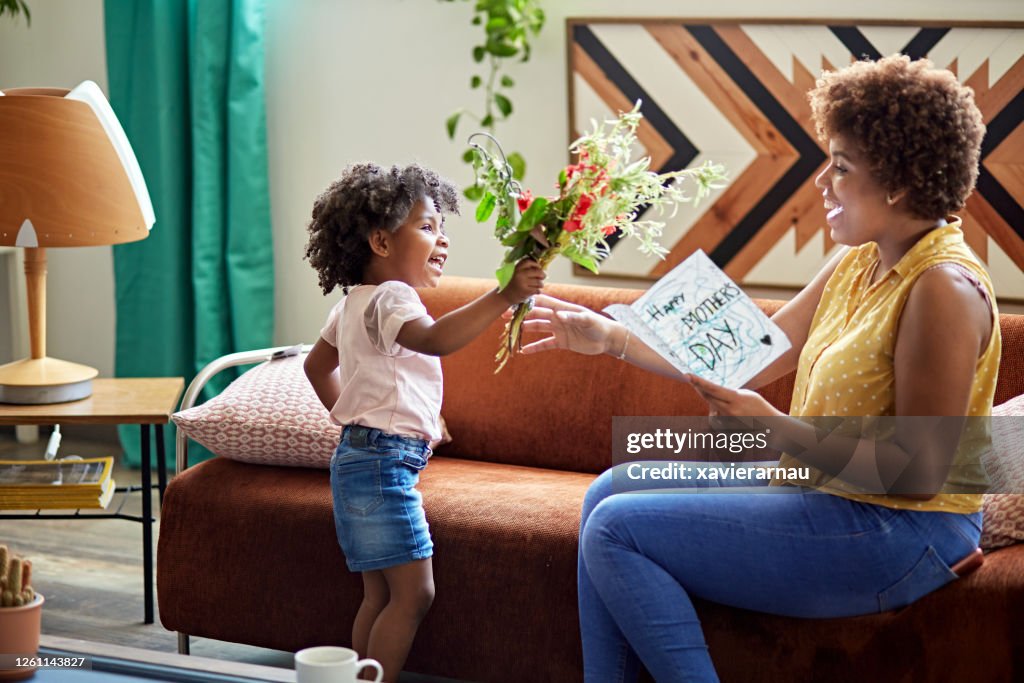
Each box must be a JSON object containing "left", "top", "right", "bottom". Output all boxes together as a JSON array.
[{"left": 0, "top": 429, "right": 463, "bottom": 682}]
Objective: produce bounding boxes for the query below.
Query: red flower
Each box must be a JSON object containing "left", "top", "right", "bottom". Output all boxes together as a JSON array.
[
  {"left": 575, "top": 193, "right": 594, "bottom": 216},
  {"left": 563, "top": 218, "right": 582, "bottom": 233},
  {"left": 517, "top": 189, "right": 534, "bottom": 213},
  {"left": 602, "top": 225, "right": 617, "bottom": 237}
]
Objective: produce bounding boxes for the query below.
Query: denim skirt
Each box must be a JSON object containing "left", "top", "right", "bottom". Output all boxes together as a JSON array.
[{"left": 330, "top": 425, "right": 432, "bottom": 572}]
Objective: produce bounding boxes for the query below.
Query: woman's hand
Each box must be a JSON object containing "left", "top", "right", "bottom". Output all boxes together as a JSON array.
[
  {"left": 686, "top": 374, "right": 783, "bottom": 418},
  {"left": 517, "top": 294, "right": 619, "bottom": 356}
]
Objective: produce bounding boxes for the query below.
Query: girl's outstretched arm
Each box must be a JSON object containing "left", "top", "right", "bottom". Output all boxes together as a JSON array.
[{"left": 396, "top": 259, "right": 545, "bottom": 356}]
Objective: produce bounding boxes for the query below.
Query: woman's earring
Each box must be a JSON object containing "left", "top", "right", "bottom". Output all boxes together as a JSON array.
[{"left": 886, "top": 194, "right": 897, "bottom": 206}]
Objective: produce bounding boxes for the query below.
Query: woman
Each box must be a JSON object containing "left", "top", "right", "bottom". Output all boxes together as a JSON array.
[{"left": 520, "top": 55, "right": 999, "bottom": 682}]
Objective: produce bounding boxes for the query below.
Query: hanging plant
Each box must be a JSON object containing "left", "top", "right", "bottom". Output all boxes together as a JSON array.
[
  {"left": 440, "top": 0, "right": 545, "bottom": 199},
  {"left": 0, "top": 0, "right": 30, "bottom": 25}
]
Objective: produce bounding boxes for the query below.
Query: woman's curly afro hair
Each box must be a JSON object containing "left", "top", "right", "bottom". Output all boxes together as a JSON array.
[
  {"left": 807, "top": 53, "right": 985, "bottom": 221},
  {"left": 304, "top": 162, "right": 460, "bottom": 294}
]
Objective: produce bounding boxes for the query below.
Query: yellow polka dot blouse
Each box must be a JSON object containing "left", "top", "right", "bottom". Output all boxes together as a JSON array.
[{"left": 776, "top": 219, "right": 1001, "bottom": 513}]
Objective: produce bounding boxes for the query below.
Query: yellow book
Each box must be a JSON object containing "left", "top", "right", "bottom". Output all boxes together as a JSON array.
[{"left": 0, "top": 457, "right": 116, "bottom": 510}]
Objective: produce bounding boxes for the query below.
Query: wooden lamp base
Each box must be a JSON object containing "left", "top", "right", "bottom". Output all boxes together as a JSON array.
[{"left": 0, "top": 357, "right": 98, "bottom": 404}]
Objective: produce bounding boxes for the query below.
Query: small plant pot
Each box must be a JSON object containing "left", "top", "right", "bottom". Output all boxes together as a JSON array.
[{"left": 0, "top": 594, "right": 44, "bottom": 681}]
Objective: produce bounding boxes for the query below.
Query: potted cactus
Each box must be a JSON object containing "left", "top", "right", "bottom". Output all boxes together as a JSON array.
[{"left": 0, "top": 544, "right": 43, "bottom": 681}]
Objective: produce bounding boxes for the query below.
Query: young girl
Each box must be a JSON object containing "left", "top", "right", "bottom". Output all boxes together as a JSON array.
[{"left": 302, "top": 162, "right": 543, "bottom": 680}]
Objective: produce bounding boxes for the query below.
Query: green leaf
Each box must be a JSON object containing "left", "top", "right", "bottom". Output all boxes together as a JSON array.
[
  {"left": 481, "top": 114, "right": 494, "bottom": 128},
  {"left": 558, "top": 168, "right": 567, "bottom": 188},
  {"left": 473, "top": 46, "right": 486, "bottom": 63},
  {"left": 488, "top": 42, "right": 519, "bottom": 58},
  {"left": 517, "top": 196, "right": 549, "bottom": 232},
  {"left": 471, "top": 15, "right": 481, "bottom": 25},
  {"left": 509, "top": 239, "right": 534, "bottom": 261},
  {"left": 486, "top": 17, "right": 509, "bottom": 31},
  {"left": 568, "top": 250, "right": 600, "bottom": 274},
  {"left": 462, "top": 148, "right": 476, "bottom": 164},
  {"left": 507, "top": 152, "right": 525, "bottom": 180},
  {"left": 495, "top": 260, "right": 516, "bottom": 291},
  {"left": 500, "top": 75, "right": 515, "bottom": 88},
  {"left": 471, "top": 75, "right": 482, "bottom": 89},
  {"left": 494, "top": 93, "right": 512, "bottom": 117},
  {"left": 464, "top": 184, "right": 485, "bottom": 201},
  {"left": 501, "top": 231, "right": 525, "bottom": 246},
  {"left": 445, "top": 112, "right": 461, "bottom": 140},
  {"left": 475, "top": 192, "right": 497, "bottom": 222}
]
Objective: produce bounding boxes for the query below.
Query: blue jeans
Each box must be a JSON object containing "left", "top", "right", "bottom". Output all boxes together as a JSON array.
[
  {"left": 578, "top": 462, "right": 982, "bottom": 682},
  {"left": 330, "top": 425, "right": 432, "bottom": 572}
]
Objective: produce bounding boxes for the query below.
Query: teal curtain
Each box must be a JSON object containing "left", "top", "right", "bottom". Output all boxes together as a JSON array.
[{"left": 104, "top": 0, "right": 274, "bottom": 466}]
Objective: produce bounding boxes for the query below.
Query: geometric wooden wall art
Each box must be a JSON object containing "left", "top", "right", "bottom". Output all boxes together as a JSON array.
[{"left": 568, "top": 19, "right": 1024, "bottom": 300}]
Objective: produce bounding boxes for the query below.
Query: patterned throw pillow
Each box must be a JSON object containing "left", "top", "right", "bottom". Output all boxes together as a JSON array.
[
  {"left": 980, "top": 394, "right": 1024, "bottom": 550},
  {"left": 172, "top": 355, "right": 340, "bottom": 468}
]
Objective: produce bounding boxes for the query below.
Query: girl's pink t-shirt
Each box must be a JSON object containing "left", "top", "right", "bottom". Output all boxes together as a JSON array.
[{"left": 320, "top": 281, "right": 442, "bottom": 441}]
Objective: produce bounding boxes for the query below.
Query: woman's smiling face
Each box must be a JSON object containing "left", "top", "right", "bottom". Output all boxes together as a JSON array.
[{"left": 814, "top": 133, "right": 893, "bottom": 247}]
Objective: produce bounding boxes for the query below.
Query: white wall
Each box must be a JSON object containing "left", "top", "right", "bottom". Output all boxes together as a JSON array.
[{"left": 1, "top": 0, "right": 1021, "bottom": 374}]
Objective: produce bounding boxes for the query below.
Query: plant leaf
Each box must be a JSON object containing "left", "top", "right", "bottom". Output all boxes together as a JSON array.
[
  {"left": 488, "top": 42, "right": 518, "bottom": 58},
  {"left": 464, "top": 184, "right": 485, "bottom": 201},
  {"left": 445, "top": 112, "right": 460, "bottom": 140},
  {"left": 501, "top": 75, "right": 515, "bottom": 88},
  {"left": 495, "top": 260, "right": 516, "bottom": 291},
  {"left": 462, "top": 148, "right": 476, "bottom": 163},
  {"left": 471, "top": 75, "right": 482, "bottom": 89},
  {"left": 475, "top": 192, "right": 497, "bottom": 222},
  {"left": 473, "top": 46, "right": 486, "bottom": 63},
  {"left": 494, "top": 93, "right": 513, "bottom": 117},
  {"left": 516, "top": 196, "right": 549, "bottom": 232},
  {"left": 507, "top": 152, "right": 525, "bottom": 180},
  {"left": 567, "top": 250, "right": 599, "bottom": 274}
]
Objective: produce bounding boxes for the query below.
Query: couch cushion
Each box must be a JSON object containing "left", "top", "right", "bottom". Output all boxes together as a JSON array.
[
  {"left": 419, "top": 277, "right": 795, "bottom": 475},
  {"left": 981, "top": 394, "right": 1024, "bottom": 550},
  {"left": 171, "top": 355, "right": 341, "bottom": 468},
  {"left": 158, "top": 455, "right": 594, "bottom": 682}
]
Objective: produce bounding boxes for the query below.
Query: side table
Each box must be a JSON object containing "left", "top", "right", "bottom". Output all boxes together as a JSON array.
[{"left": 0, "top": 377, "right": 184, "bottom": 624}]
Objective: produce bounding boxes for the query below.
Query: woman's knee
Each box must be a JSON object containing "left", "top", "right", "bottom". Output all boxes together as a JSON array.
[
  {"left": 580, "top": 497, "right": 633, "bottom": 567},
  {"left": 582, "top": 468, "right": 618, "bottom": 524}
]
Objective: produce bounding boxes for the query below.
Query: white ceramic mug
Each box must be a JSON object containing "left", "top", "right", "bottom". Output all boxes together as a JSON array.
[{"left": 294, "top": 646, "right": 383, "bottom": 683}]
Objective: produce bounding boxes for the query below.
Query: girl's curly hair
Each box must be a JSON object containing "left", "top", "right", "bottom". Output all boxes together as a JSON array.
[
  {"left": 808, "top": 54, "right": 985, "bottom": 220},
  {"left": 304, "top": 162, "right": 460, "bottom": 294}
]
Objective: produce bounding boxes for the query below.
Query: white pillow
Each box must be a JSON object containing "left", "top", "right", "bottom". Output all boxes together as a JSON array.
[{"left": 172, "top": 355, "right": 340, "bottom": 468}]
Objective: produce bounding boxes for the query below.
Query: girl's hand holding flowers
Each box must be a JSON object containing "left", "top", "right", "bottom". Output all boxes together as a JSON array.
[{"left": 499, "top": 258, "right": 546, "bottom": 305}]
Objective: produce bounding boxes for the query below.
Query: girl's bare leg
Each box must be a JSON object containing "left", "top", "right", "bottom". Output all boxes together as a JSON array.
[
  {"left": 366, "top": 558, "right": 434, "bottom": 681},
  {"left": 354, "top": 570, "right": 389, "bottom": 657}
]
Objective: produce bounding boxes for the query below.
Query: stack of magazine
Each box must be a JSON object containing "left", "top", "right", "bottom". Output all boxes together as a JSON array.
[{"left": 0, "top": 457, "right": 116, "bottom": 510}]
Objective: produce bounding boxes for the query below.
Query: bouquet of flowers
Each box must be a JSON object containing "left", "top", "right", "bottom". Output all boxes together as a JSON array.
[{"left": 470, "top": 101, "right": 727, "bottom": 371}]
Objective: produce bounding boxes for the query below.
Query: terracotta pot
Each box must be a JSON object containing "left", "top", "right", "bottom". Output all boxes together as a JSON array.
[{"left": 0, "top": 594, "right": 44, "bottom": 681}]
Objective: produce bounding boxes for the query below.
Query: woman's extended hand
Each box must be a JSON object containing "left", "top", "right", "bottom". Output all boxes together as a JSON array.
[
  {"left": 517, "top": 294, "right": 619, "bottom": 356},
  {"left": 686, "top": 374, "right": 783, "bottom": 418}
]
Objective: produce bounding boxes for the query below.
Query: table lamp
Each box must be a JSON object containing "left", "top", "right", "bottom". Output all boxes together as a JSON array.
[{"left": 0, "top": 81, "right": 154, "bottom": 404}]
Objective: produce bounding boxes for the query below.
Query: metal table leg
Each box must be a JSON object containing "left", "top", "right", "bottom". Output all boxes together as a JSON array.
[
  {"left": 141, "top": 423, "right": 154, "bottom": 624},
  {"left": 156, "top": 424, "right": 167, "bottom": 506}
]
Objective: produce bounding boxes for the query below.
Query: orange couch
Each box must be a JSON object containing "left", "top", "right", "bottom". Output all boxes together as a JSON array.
[{"left": 158, "top": 276, "right": 1024, "bottom": 682}]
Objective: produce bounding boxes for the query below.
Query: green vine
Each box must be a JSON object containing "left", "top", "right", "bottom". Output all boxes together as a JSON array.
[
  {"left": 0, "top": 0, "right": 30, "bottom": 25},
  {"left": 440, "top": 0, "right": 545, "bottom": 199}
]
